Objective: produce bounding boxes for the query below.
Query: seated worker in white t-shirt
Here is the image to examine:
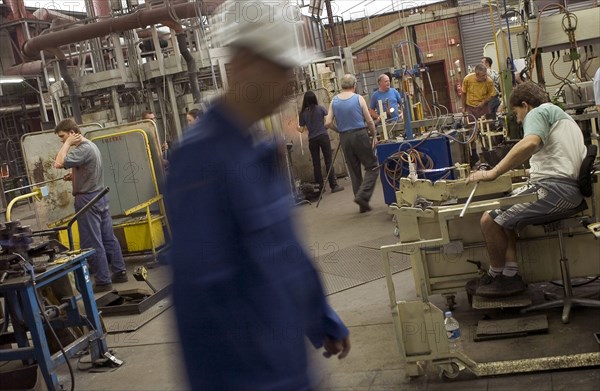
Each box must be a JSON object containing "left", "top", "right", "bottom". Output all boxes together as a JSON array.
[{"left": 465, "top": 82, "right": 586, "bottom": 298}]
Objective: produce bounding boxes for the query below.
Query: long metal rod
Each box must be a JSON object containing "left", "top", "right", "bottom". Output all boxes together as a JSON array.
[
  {"left": 316, "top": 140, "right": 343, "bottom": 208},
  {"left": 4, "top": 177, "right": 63, "bottom": 194},
  {"left": 459, "top": 182, "right": 479, "bottom": 218}
]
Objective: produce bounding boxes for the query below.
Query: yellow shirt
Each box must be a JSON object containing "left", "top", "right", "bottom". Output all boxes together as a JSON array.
[{"left": 462, "top": 73, "right": 496, "bottom": 107}]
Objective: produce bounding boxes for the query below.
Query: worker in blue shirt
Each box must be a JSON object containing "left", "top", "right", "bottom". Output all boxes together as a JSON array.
[
  {"left": 369, "top": 73, "right": 403, "bottom": 122},
  {"left": 164, "top": 1, "right": 350, "bottom": 390}
]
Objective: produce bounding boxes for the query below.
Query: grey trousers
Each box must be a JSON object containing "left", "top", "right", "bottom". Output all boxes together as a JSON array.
[
  {"left": 339, "top": 129, "right": 379, "bottom": 202},
  {"left": 75, "top": 192, "right": 126, "bottom": 285}
]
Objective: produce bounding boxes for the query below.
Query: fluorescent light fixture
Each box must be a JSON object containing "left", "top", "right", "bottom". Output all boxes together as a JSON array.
[{"left": 0, "top": 76, "right": 24, "bottom": 84}]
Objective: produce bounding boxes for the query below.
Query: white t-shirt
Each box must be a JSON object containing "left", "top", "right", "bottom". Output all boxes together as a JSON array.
[{"left": 524, "top": 103, "right": 586, "bottom": 183}]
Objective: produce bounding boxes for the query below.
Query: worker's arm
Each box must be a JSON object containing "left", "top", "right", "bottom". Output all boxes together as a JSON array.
[
  {"left": 325, "top": 101, "right": 337, "bottom": 132},
  {"left": 53, "top": 134, "right": 81, "bottom": 169},
  {"left": 358, "top": 95, "right": 376, "bottom": 137},
  {"left": 477, "top": 80, "right": 497, "bottom": 108},
  {"left": 467, "top": 134, "right": 542, "bottom": 183}
]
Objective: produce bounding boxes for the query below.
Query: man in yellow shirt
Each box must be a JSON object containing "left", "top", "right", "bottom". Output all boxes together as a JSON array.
[{"left": 462, "top": 63, "right": 497, "bottom": 120}]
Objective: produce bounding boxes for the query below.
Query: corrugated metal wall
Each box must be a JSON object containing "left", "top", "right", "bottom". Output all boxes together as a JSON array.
[{"left": 458, "top": 0, "right": 496, "bottom": 70}]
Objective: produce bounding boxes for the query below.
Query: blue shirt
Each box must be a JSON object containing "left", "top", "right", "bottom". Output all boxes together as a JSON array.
[
  {"left": 369, "top": 88, "right": 403, "bottom": 120},
  {"left": 332, "top": 94, "right": 366, "bottom": 132},
  {"left": 165, "top": 102, "right": 349, "bottom": 391},
  {"left": 299, "top": 105, "right": 328, "bottom": 140}
]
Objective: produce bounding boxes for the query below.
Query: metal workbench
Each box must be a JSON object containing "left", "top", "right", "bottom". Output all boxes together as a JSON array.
[{"left": 0, "top": 250, "right": 108, "bottom": 391}]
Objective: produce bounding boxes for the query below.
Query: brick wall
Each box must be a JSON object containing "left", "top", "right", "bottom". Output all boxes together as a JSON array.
[{"left": 326, "top": 5, "right": 466, "bottom": 112}]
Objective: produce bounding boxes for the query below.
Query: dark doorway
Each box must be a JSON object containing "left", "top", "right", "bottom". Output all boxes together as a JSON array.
[{"left": 422, "top": 61, "right": 452, "bottom": 116}]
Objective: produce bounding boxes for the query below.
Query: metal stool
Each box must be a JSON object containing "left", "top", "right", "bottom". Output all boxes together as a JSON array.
[
  {"left": 518, "top": 144, "right": 599, "bottom": 323},
  {"left": 517, "top": 201, "right": 600, "bottom": 323}
]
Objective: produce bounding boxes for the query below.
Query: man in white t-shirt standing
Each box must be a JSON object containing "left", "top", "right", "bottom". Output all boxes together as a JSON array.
[
  {"left": 482, "top": 57, "right": 501, "bottom": 115},
  {"left": 465, "top": 82, "right": 586, "bottom": 298}
]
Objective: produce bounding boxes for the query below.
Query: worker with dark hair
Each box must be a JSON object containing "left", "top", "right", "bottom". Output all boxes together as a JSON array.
[
  {"left": 186, "top": 108, "right": 201, "bottom": 126},
  {"left": 298, "top": 91, "right": 344, "bottom": 194},
  {"left": 141, "top": 110, "right": 155, "bottom": 120},
  {"left": 164, "top": 1, "right": 350, "bottom": 389},
  {"left": 53, "top": 118, "right": 128, "bottom": 293},
  {"left": 466, "top": 82, "right": 586, "bottom": 298}
]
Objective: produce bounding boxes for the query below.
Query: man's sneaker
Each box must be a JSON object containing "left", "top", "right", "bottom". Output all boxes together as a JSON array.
[
  {"left": 331, "top": 185, "right": 344, "bottom": 193},
  {"left": 93, "top": 283, "right": 114, "bottom": 293},
  {"left": 112, "top": 271, "right": 129, "bottom": 284},
  {"left": 475, "top": 274, "right": 527, "bottom": 298},
  {"left": 465, "top": 272, "right": 495, "bottom": 296}
]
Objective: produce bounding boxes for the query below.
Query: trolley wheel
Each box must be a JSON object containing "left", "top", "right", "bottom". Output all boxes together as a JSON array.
[{"left": 440, "top": 362, "right": 461, "bottom": 379}]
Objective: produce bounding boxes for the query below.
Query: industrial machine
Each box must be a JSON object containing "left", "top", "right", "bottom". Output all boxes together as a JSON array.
[
  {"left": 380, "top": 168, "right": 600, "bottom": 378},
  {"left": 0, "top": 194, "right": 122, "bottom": 390}
]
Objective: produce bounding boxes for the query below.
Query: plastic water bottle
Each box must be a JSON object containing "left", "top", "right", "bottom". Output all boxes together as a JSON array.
[{"left": 444, "top": 311, "right": 463, "bottom": 353}]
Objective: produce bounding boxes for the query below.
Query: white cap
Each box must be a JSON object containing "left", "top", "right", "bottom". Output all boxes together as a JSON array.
[{"left": 209, "top": 0, "right": 310, "bottom": 68}]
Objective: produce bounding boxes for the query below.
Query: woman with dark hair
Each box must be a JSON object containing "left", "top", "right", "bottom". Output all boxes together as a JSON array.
[{"left": 298, "top": 91, "right": 344, "bottom": 193}]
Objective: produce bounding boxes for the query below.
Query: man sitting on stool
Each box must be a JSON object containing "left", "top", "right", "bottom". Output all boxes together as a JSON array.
[{"left": 466, "top": 82, "right": 586, "bottom": 298}]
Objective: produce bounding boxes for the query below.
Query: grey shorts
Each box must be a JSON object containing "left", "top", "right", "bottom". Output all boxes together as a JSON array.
[{"left": 488, "top": 180, "right": 583, "bottom": 230}]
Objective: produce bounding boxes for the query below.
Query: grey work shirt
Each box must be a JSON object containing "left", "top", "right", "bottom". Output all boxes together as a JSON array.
[{"left": 63, "top": 139, "right": 104, "bottom": 195}]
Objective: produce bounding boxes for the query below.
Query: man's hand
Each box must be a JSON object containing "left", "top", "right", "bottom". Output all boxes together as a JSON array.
[
  {"left": 466, "top": 168, "right": 497, "bottom": 184},
  {"left": 66, "top": 133, "right": 82, "bottom": 146},
  {"left": 322, "top": 335, "right": 351, "bottom": 359},
  {"left": 63, "top": 172, "right": 73, "bottom": 181}
]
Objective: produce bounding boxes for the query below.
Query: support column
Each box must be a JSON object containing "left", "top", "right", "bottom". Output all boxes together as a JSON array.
[{"left": 166, "top": 76, "right": 182, "bottom": 139}]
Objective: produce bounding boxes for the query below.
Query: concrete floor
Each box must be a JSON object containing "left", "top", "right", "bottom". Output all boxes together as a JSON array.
[{"left": 4, "top": 176, "right": 600, "bottom": 390}]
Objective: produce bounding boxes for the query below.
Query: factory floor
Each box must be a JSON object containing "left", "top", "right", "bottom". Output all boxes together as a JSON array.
[{"left": 4, "top": 177, "right": 600, "bottom": 391}]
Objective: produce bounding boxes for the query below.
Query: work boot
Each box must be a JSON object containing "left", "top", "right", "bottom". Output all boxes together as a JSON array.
[
  {"left": 331, "top": 185, "right": 344, "bottom": 193},
  {"left": 112, "top": 271, "right": 129, "bottom": 284},
  {"left": 354, "top": 197, "right": 371, "bottom": 213},
  {"left": 475, "top": 274, "right": 527, "bottom": 298},
  {"left": 93, "top": 283, "right": 114, "bottom": 294},
  {"left": 465, "top": 272, "right": 495, "bottom": 296}
]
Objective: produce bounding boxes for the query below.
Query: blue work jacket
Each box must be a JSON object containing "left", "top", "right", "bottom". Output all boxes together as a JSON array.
[{"left": 165, "top": 102, "right": 349, "bottom": 391}]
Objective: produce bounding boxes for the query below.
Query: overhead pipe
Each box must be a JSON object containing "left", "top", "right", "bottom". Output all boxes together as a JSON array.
[
  {"left": 32, "top": 8, "right": 78, "bottom": 22},
  {"left": 163, "top": 20, "right": 201, "bottom": 103},
  {"left": 45, "top": 47, "right": 82, "bottom": 123},
  {"left": 22, "top": 1, "right": 221, "bottom": 59},
  {"left": 0, "top": 103, "right": 40, "bottom": 115},
  {"left": 5, "top": 0, "right": 27, "bottom": 20}
]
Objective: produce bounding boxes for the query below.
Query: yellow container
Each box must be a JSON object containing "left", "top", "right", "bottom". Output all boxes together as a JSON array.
[
  {"left": 118, "top": 215, "right": 166, "bottom": 253},
  {"left": 52, "top": 215, "right": 165, "bottom": 254}
]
